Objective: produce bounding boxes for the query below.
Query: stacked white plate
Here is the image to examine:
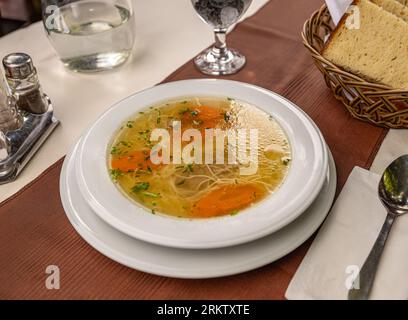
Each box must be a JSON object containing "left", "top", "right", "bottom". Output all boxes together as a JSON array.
[{"left": 60, "top": 79, "right": 336, "bottom": 279}]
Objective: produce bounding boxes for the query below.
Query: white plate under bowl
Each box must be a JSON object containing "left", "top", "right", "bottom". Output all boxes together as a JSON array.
[
  {"left": 76, "top": 79, "right": 328, "bottom": 249},
  {"left": 61, "top": 140, "right": 336, "bottom": 279}
]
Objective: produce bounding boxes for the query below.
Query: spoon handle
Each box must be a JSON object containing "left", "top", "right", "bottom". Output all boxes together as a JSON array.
[{"left": 348, "top": 212, "right": 395, "bottom": 300}]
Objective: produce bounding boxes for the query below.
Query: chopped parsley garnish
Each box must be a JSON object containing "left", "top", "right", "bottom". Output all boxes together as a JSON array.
[
  {"left": 230, "top": 210, "right": 239, "bottom": 216},
  {"left": 110, "top": 142, "right": 131, "bottom": 155},
  {"left": 138, "top": 130, "right": 150, "bottom": 140},
  {"left": 151, "top": 209, "right": 156, "bottom": 215},
  {"left": 227, "top": 97, "right": 234, "bottom": 101},
  {"left": 110, "top": 146, "right": 120, "bottom": 155},
  {"left": 126, "top": 121, "right": 134, "bottom": 128},
  {"left": 131, "top": 182, "right": 150, "bottom": 193},
  {"left": 109, "top": 169, "right": 123, "bottom": 181},
  {"left": 183, "top": 164, "right": 194, "bottom": 173},
  {"left": 190, "top": 110, "right": 199, "bottom": 116},
  {"left": 119, "top": 141, "right": 132, "bottom": 147},
  {"left": 156, "top": 109, "right": 162, "bottom": 124}
]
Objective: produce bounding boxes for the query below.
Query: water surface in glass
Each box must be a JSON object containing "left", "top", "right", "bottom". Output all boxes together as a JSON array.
[{"left": 43, "top": 0, "right": 135, "bottom": 72}]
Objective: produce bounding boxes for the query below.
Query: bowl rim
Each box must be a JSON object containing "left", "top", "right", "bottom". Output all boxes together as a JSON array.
[{"left": 75, "top": 79, "right": 328, "bottom": 249}]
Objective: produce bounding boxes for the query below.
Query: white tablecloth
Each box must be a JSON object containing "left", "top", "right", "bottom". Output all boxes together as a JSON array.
[{"left": 0, "top": 0, "right": 269, "bottom": 202}]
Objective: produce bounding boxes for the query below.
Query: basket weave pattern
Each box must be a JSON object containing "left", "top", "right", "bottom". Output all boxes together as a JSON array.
[{"left": 302, "top": 5, "right": 408, "bottom": 128}]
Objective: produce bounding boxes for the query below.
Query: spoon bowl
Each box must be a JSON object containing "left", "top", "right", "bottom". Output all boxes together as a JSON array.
[{"left": 379, "top": 155, "right": 408, "bottom": 215}]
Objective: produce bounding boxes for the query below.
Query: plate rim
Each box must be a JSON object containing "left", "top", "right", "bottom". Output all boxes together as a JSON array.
[{"left": 60, "top": 139, "right": 337, "bottom": 279}]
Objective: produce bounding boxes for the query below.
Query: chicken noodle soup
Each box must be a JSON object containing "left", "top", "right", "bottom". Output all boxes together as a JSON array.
[{"left": 108, "top": 97, "right": 291, "bottom": 218}]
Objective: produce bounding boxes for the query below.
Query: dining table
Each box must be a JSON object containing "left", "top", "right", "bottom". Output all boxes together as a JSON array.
[{"left": 0, "top": 0, "right": 407, "bottom": 299}]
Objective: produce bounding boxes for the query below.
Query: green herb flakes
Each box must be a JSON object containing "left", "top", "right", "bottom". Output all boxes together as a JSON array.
[
  {"left": 110, "top": 146, "right": 119, "bottom": 155},
  {"left": 109, "top": 169, "right": 123, "bottom": 181},
  {"left": 131, "top": 182, "right": 150, "bottom": 193},
  {"left": 183, "top": 164, "right": 194, "bottom": 173}
]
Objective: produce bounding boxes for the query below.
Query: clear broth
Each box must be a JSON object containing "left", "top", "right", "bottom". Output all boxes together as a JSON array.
[{"left": 108, "top": 97, "right": 291, "bottom": 218}]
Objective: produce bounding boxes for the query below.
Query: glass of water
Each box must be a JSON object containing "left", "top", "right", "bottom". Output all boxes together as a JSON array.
[
  {"left": 41, "top": 0, "right": 135, "bottom": 72},
  {"left": 191, "top": 0, "right": 252, "bottom": 75}
]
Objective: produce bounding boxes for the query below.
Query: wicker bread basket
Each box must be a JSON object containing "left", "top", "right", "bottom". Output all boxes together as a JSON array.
[{"left": 302, "top": 4, "right": 408, "bottom": 128}]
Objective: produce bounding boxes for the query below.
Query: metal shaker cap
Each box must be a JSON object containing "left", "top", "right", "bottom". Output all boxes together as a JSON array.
[{"left": 2, "top": 53, "right": 35, "bottom": 79}]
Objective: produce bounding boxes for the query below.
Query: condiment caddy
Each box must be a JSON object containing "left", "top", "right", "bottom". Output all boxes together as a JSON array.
[{"left": 0, "top": 53, "right": 59, "bottom": 184}]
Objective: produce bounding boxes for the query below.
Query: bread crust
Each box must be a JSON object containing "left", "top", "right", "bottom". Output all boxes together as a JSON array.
[{"left": 322, "top": 0, "right": 360, "bottom": 57}]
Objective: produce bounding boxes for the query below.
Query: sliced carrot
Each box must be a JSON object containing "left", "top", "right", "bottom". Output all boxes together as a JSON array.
[
  {"left": 111, "top": 150, "right": 160, "bottom": 172},
  {"left": 181, "top": 105, "right": 224, "bottom": 130},
  {"left": 191, "top": 184, "right": 265, "bottom": 218}
]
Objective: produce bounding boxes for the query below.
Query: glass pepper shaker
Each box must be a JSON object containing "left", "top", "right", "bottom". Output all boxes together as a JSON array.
[
  {"left": 2, "top": 53, "right": 49, "bottom": 114},
  {"left": 0, "top": 69, "right": 21, "bottom": 133}
]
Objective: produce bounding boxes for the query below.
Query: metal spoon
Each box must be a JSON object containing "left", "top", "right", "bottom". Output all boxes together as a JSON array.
[{"left": 348, "top": 155, "right": 408, "bottom": 300}]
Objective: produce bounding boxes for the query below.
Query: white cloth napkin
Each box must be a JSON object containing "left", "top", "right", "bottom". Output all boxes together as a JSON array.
[
  {"left": 286, "top": 166, "right": 408, "bottom": 300},
  {"left": 325, "top": 0, "right": 353, "bottom": 24}
]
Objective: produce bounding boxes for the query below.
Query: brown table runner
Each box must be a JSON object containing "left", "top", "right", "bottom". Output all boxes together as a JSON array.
[{"left": 0, "top": 0, "right": 387, "bottom": 299}]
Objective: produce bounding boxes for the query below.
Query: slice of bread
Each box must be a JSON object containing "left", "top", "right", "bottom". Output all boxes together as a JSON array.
[
  {"left": 372, "top": 0, "right": 408, "bottom": 22},
  {"left": 322, "top": 0, "right": 408, "bottom": 89},
  {"left": 396, "top": 0, "right": 408, "bottom": 6}
]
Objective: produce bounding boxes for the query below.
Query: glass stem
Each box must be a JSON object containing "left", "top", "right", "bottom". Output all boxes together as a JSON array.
[{"left": 213, "top": 29, "right": 228, "bottom": 57}]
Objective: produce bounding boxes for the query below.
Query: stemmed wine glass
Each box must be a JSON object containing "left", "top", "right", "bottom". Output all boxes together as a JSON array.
[{"left": 191, "top": 0, "right": 253, "bottom": 75}]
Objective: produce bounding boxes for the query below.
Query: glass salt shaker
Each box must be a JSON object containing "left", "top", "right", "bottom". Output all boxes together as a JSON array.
[
  {"left": 0, "top": 69, "right": 21, "bottom": 133},
  {"left": 2, "top": 53, "right": 49, "bottom": 114}
]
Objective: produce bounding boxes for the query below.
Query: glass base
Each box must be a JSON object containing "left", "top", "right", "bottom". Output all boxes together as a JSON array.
[
  {"left": 194, "top": 47, "right": 246, "bottom": 76},
  {"left": 62, "top": 51, "right": 131, "bottom": 73}
]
